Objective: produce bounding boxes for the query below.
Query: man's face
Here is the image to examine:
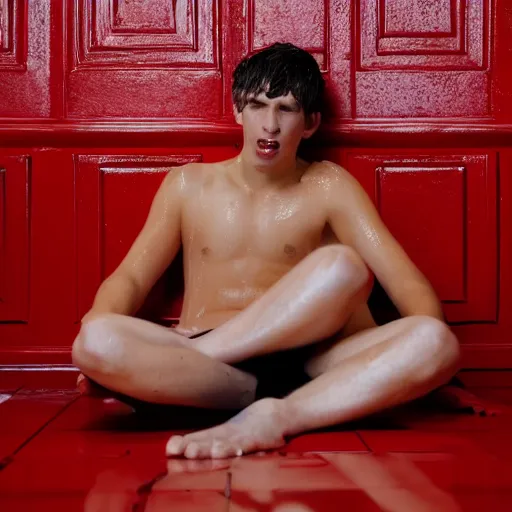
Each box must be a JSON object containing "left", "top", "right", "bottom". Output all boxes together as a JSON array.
[{"left": 235, "top": 92, "right": 320, "bottom": 171}]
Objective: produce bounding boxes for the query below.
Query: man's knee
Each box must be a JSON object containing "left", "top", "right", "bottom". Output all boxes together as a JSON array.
[
  {"left": 311, "top": 244, "right": 372, "bottom": 295},
  {"left": 72, "top": 314, "right": 125, "bottom": 376},
  {"left": 409, "top": 316, "right": 461, "bottom": 384}
]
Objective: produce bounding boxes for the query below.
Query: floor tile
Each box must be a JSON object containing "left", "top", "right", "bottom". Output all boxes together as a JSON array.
[
  {"left": 0, "top": 493, "right": 87, "bottom": 512},
  {"left": 0, "top": 490, "right": 229, "bottom": 512},
  {"left": 13, "top": 430, "right": 171, "bottom": 461},
  {"left": 229, "top": 453, "right": 355, "bottom": 492},
  {"left": 155, "top": 459, "right": 231, "bottom": 491},
  {"left": 0, "top": 390, "right": 76, "bottom": 433},
  {"left": 0, "top": 433, "right": 34, "bottom": 464},
  {"left": 229, "top": 489, "right": 382, "bottom": 511},
  {"left": 358, "top": 430, "right": 489, "bottom": 455},
  {"left": 453, "top": 492, "right": 512, "bottom": 512},
  {"left": 44, "top": 395, "right": 137, "bottom": 431},
  {"left": 147, "top": 491, "right": 229, "bottom": 511},
  {"left": 44, "top": 395, "right": 214, "bottom": 433},
  {"left": 383, "top": 451, "right": 512, "bottom": 492},
  {"left": 0, "top": 455, "right": 167, "bottom": 494},
  {"left": 282, "top": 432, "right": 368, "bottom": 453},
  {"left": 391, "top": 408, "right": 512, "bottom": 431},
  {"left": 322, "top": 452, "right": 465, "bottom": 510},
  {"left": 458, "top": 430, "right": 512, "bottom": 457}
]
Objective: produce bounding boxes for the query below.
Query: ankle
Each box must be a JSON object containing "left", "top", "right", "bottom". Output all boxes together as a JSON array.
[
  {"left": 266, "top": 397, "right": 301, "bottom": 437},
  {"left": 279, "top": 397, "right": 305, "bottom": 437}
]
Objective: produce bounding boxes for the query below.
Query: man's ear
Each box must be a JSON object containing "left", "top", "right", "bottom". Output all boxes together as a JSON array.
[
  {"left": 233, "top": 105, "right": 243, "bottom": 126},
  {"left": 302, "top": 112, "right": 321, "bottom": 139}
]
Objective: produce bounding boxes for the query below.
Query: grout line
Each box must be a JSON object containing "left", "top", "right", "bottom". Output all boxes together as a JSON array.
[
  {"left": 0, "top": 394, "right": 81, "bottom": 472},
  {"left": 355, "top": 431, "right": 372, "bottom": 452},
  {"left": 132, "top": 470, "right": 168, "bottom": 512},
  {"left": 224, "top": 470, "right": 232, "bottom": 499}
]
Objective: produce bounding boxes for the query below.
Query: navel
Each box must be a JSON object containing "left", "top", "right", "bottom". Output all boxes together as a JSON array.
[{"left": 201, "top": 247, "right": 211, "bottom": 256}]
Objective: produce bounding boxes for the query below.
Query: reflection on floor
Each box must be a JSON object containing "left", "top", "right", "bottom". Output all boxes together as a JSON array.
[{"left": 1, "top": 370, "right": 512, "bottom": 511}]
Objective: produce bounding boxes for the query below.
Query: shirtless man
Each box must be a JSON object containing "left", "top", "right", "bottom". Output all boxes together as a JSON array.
[{"left": 72, "top": 43, "right": 461, "bottom": 459}]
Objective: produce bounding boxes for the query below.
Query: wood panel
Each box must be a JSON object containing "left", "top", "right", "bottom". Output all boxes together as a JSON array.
[
  {"left": 355, "top": 0, "right": 491, "bottom": 118},
  {"left": 0, "top": 0, "right": 50, "bottom": 117},
  {"left": 0, "top": 155, "right": 30, "bottom": 322},
  {"left": 74, "top": 154, "right": 203, "bottom": 322},
  {"left": 66, "top": 0, "right": 222, "bottom": 118},
  {"left": 0, "top": 2, "right": 510, "bottom": 369},
  {"left": 244, "top": 0, "right": 352, "bottom": 119},
  {"left": 346, "top": 151, "right": 497, "bottom": 324}
]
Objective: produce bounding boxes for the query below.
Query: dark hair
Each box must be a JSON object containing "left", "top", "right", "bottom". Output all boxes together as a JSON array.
[{"left": 232, "top": 43, "right": 325, "bottom": 117}]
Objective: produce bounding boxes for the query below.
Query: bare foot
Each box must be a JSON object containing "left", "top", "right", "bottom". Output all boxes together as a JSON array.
[{"left": 166, "top": 398, "right": 289, "bottom": 459}]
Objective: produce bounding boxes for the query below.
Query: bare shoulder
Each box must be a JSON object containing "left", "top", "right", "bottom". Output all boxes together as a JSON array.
[
  {"left": 301, "top": 159, "right": 361, "bottom": 198},
  {"left": 164, "top": 160, "right": 227, "bottom": 196}
]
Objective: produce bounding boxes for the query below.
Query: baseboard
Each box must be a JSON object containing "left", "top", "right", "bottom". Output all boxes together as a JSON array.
[{"left": 0, "top": 364, "right": 79, "bottom": 389}]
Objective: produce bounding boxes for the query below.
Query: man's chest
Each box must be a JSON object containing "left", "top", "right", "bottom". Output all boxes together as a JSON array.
[{"left": 181, "top": 190, "right": 327, "bottom": 263}]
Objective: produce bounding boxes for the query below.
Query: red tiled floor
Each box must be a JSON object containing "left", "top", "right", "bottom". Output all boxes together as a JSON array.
[
  {"left": 283, "top": 431, "right": 368, "bottom": 453},
  {"left": 0, "top": 390, "right": 77, "bottom": 465},
  {"left": 453, "top": 492, "right": 512, "bottom": 512},
  {"left": 357, "top": 430, "right": 490, "bottom": 455},
  {"left": 0, "top": 390, "right": 77, "bottom": 433},
  {"left": 13, "top": 430, "right": 170, "bottom": 461},
  {"left": 146, "top": 491, "right": 229, "bottom": 511},
  {"left": 459, "top": 430, "right": 512, "bottom": 457},
  {"left": 156, "top": 459, "right": 231, "bottom": 491},
  {"left": 44, "top": 395, "right": 137, "bottom": 431},
  {"left": 2, "top": 377, "right": 512, "bottom": 511},
  {"left": 229, "top": 489, "right": 383, "bottom": 511},
  {"left": 0, "top": 493, "right": 88, "bottom": 512},
  {"left": 0, "top": 434, "right": 35, "bottom": 464},
  {"left": 0, "top": 455, "right": 168, "bottom": 493},
  {"left": 229, "top": 453, "right": 354, "bottom": 492},
  {"left": 388, "top": 406, "right": 512, "bottom": 431}
]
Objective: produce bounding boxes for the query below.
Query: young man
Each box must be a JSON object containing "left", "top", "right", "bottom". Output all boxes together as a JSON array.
[{"left": 72, "top": 43, "right": 460, "bottom": 459}]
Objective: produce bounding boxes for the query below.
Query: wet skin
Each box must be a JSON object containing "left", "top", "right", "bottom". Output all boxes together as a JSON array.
[{"left": 72, "top": 93, "right": 460, "bottom": 459}]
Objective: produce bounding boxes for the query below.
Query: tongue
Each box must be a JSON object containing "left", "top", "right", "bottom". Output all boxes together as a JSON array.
[{"left": 258, "top": 141, "right": 279, "bottom": 150}]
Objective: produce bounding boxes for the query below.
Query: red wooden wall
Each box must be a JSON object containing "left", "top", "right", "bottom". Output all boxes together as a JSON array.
[{"left": 0, "top": 0, "right": 511, "bottom": 368}]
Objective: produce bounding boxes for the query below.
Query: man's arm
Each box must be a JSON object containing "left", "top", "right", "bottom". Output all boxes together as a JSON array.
[
  {"left": 325, "top": 163, "right": 444, "bottom": 321},
  {"left": 83, "top": 166, "right": 186, "bottom": 322}
]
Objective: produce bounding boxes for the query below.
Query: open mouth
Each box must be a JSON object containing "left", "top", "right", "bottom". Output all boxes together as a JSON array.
[{"left": 257, "top": 139, "right": 280, "bottom": 154}]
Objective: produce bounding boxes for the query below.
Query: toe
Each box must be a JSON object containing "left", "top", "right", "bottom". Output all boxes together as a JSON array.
[
  {"left": 184, "top": 441, "right": 203, "bottom": 459},
  {"left": 166, "top": 435, "right": 185, "bottom": 456},
  {"left": 185, "top": 440, "right": 216, "bottom": 459}
]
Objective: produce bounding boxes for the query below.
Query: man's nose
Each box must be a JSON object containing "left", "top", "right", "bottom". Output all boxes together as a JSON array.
[{"left": 263, "top": 110, "right": 280, "bottom": 135}]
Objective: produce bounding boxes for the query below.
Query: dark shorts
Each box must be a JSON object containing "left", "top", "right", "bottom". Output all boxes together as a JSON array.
[{"left": 188, "top": 329, "right": 314, "bottom": 400}]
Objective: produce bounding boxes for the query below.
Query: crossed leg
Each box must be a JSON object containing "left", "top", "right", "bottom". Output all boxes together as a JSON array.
[
  {"left": 166, "top": 315, "right": 461, "bottom": 459},
  {"left": 72, "top": 244, "right": 371, "bottom": 408},
  {"left": 72, "top": 244, "right": 460, "bottom": 459}
]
